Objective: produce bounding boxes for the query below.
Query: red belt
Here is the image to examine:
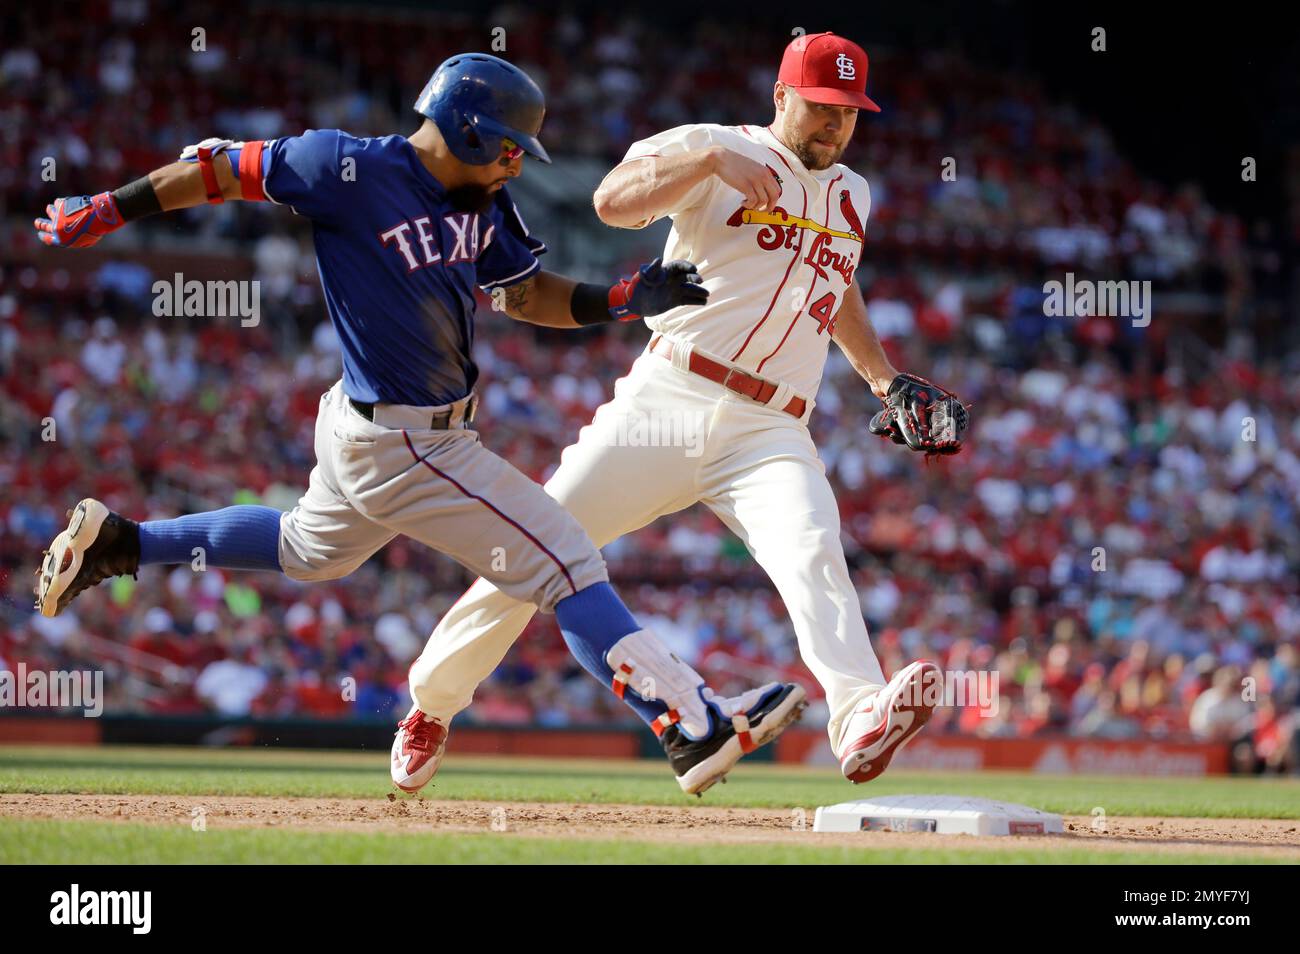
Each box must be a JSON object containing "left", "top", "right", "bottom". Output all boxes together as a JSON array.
[{"left": 649, "top": 335, "right": 807, "bottom": 418}]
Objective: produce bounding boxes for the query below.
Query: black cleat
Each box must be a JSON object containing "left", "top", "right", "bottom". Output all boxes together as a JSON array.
[
  {"left": 34, "top": 498, "right": 140, "bottom": 617},
  {"left": 660, "top": 682, "right": 807, "bottom": 796}
]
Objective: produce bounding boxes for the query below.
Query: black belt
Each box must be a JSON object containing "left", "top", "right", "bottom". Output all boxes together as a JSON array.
[{"left": 348, "top": 396, "right": 477, "bottom": 429}]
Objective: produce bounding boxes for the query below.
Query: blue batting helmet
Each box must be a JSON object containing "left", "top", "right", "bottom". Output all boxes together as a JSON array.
[{"left": 415, "top": 53, "right": 550, "bottom": 165}]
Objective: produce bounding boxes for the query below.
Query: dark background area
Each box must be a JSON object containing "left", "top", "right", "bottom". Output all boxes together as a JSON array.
[{"left": 362, "top": 0, "right": 1298, "bottom": 229}]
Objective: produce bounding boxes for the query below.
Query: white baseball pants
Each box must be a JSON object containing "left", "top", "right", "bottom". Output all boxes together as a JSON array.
[{"left": 408, "top": 342, "right": 887, "bottom": 752}]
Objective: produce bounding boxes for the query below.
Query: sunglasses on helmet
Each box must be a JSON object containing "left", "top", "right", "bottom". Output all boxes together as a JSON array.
[{"left": 500, "top": 137, "right": 525, "bottom": 161}]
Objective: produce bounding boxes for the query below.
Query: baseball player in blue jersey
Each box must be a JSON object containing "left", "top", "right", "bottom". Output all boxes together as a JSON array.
[{"left": 31, "top": 53, "right": 806, "bottom": 796}]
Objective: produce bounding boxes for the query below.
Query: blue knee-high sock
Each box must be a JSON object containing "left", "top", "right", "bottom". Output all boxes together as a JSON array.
[
  {"left": 555, "top": 582, "right": 668, "bottom": 727},
  {"left": 138, "top": 506, "right": 283, "bottom": 571}
]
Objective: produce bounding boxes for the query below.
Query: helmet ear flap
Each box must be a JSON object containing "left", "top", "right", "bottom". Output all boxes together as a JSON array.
[
  {"left": 461, "top": 124, "right": 484, "bottom": 157},
  {"left": 430, "top": 101, "right": 485, "bottom": 164}
]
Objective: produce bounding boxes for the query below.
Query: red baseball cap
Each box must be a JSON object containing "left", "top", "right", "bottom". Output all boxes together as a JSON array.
[{"left": 778, "top": 32, "right": 881, "bottom": 112}]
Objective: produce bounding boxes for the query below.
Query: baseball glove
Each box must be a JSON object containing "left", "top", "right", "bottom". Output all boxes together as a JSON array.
[{"left": 868, "top": 372, "right": 969, "bottom": 456}]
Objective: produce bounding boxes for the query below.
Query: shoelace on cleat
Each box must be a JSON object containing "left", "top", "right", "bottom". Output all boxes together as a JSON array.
[{"left": 398, "top": 712, "right": 444, "bottom": 754}]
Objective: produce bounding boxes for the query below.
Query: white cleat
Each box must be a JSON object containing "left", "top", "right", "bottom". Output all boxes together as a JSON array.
[
  {"left": 390, "top": 706, "right": 449, "bottom": 794},
  {"left": 33, "top": 498, "right": 139, "bottom": 618},
  {"left": 839, "top": 660, "right": 942, "bottom": 784}
]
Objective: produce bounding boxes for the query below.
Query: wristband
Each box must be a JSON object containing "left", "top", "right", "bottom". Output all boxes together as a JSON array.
[
  {"left": 571, "top": 282, "right": 618, "bottom": 326},
  {"left": 111, "top": 176, "right": 163, "bottom": 221}
]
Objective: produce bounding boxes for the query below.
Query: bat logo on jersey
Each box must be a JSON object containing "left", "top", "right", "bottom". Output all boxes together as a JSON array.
[
  {"left": 379, "top": 212, "right": 489, "bottom": 273},
  {"left": 728, "top": 205, "right": 799, "bottom": 250},
  {"left": 726, "top": 190, "right": 861, "bottom": 286},
  {"left": 725, "top": 204, "right": 862, "bottom": 245}
]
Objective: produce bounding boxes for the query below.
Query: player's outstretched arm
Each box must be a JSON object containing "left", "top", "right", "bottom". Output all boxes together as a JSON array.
[
  {"left": 497, "top": 259, "right": 709, "bottom": 328},
  {"left": 835, "top": 282, "right": 971, "bottom": 455},
  {"left": 594, "top": 147, "right": 780, "bottom": 229},
  {"left": 34, "top": 143, "right": 256, "bottom": 249},
  {"left": 830, "top": 281, "right": 898, "bottom": 399}
]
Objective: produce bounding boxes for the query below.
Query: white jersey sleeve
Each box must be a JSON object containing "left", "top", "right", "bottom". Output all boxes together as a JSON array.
[{"left": 620, "top": 124, "right": 723, "bottom": 226}]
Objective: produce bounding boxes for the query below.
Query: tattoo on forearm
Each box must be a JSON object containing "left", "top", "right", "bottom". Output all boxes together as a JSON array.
[{"left": 504, "top": 278, "right": 534, "bottom": 316}]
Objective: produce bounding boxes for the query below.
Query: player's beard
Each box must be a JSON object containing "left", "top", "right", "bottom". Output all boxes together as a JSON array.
[
  {"left": 790, "top": 134, "right": 845, "bottom": 171},
  {"left": 783, "top": 116, "right": 846, "bottom": 171},
  {"left": 444, "top": 183, "right": 496, "bottom": 214}
]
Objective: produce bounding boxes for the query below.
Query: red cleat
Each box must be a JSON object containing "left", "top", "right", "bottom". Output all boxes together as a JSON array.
[
  {"left": 839, "top": 660, "right": 942, "bottom": 784},
  {"left": 390, "top": 707, "right": 449, "bottom": 793}
]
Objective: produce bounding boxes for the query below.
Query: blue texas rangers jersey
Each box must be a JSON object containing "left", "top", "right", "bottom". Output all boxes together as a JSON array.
[{"left": 259, "top": 129, "right": 545, "bottom": 406}]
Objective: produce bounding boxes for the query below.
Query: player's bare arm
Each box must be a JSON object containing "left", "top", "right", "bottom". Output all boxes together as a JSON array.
[
  {"left": 829, "top": 281, "right": 897, "bottom": 399},
  {"left": 833, "top": 282, "right": 970, "bottom": 455},
  {"left": 35, "top": 147, "right": 256, "bottom": 248},
  {"left": 498, "top": 261, "right": 709, "bottom": 328},
  {"left": 498, "top": 272, "right": 577, "bottom": 327},
  {"left": 146, "top": 154, "right": 246, "bottom": 208},
  {"left": 594, "top": 146, "right": 780, "bottom": 229}
]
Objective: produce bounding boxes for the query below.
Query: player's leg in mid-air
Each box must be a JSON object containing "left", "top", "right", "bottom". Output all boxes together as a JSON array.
[
  {"left": 406, "top": 352, "right": 806, "bottom": 793},
  {"left": 407, "top": 355, "right": 696, "bottom": 719},
  {"left": 36, "top": 380, "right": 804, "bottom": 796},
  {"left": 699, "top": 395, "right": 941, "bottom": 783},
  {"left": 34, "top": 384, "right": 396, "bottom": 615},
  {"left": 412, "top": 351, "right": 938, "bottom": 786},
  {"left": 339, "top": 380, "right": 804, "bottom": 796}
]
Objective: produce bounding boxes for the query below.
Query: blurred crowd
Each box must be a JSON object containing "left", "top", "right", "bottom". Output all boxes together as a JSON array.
[
  {"left": 0, "top": 2, "right": 1296, "bottom": 774},
  {"left": 2, "top": 269, "right": 1296, "bottom": 773},
  {"left": 2, "top": 0, "right": 1287, "bottom": 313}
]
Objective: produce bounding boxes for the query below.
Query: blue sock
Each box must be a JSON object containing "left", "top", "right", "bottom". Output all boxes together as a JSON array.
[
  {"left": 555, "top": 582, "right": 668, "bottom": 727},
  {"left": 139, "top": 506, "right": 283, "bottom": 571}
]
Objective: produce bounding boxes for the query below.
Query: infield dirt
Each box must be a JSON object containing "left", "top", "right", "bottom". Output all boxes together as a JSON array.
[{"left": 3, "top": 793, "right": 1297, "bottom": 860}]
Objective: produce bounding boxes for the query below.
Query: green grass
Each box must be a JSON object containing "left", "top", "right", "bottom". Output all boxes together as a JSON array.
[
  {"left": 2, "top": 745, "right": 1296, "bottom": 863},
  {"left": 0, "top": 818, "right": 1283, "bottom": 865},
  {"left": 2, "top": 745, "right": 1297, "bottom": 818}
]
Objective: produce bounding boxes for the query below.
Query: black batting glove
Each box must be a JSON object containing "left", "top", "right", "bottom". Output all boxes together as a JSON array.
[{"left": 608, "top": 258, "right": 709, "bottom": 321}]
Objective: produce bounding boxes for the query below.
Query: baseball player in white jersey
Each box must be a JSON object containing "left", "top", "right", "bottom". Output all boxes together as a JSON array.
[{"left": 401, "top": 32, "right": 970, "bottom": 790}]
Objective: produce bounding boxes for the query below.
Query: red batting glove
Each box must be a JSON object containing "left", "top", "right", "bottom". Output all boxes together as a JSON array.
[{"left": 34, "top": 192, "right": 126, "bottom": 248}]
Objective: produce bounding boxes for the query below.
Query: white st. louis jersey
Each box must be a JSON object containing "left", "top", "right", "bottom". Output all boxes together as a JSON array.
[{"left": 622, "top": 123, "right": 871, "bottom": 400}]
